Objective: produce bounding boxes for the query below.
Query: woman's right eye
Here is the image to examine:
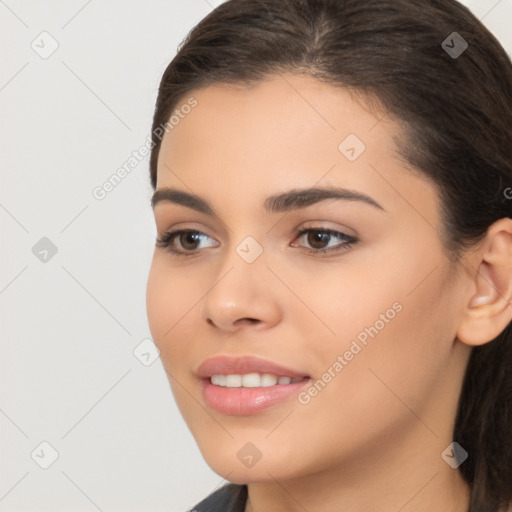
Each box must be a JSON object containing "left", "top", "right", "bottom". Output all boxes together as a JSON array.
[{"left": 155, "top": 229, "right": 218, "bottom": 255}]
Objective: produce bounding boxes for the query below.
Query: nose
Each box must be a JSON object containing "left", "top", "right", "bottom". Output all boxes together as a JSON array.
[{"left": 201, "top": 252, "right": 282, "bottom": 333}]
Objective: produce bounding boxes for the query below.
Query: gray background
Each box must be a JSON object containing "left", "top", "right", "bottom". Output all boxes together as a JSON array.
[{"left": 1, "top": 1, "right": 511, "bottom": 511}]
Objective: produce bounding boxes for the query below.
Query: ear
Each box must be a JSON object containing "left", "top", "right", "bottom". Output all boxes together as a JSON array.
[{"left": 456, "top": 218, "right": 512, "bottom": 347}]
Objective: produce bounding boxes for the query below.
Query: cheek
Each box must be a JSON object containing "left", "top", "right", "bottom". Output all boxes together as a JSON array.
[
  {"left": 146, "top": 260, "right": 171, "bottom": 341},
  {"left": 146, "top": 257, "right": 210, "bottom": 375},
  {"left": 295, "top": 246, "right": 456, "bottom": 422},
  {"left": 146, "top": 257, "right": 194, "bottom": 349}
]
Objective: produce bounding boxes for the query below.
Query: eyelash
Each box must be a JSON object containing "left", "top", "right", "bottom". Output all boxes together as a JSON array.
[{"left": 155, "top": 227, "right": 358, "bottom": 257}]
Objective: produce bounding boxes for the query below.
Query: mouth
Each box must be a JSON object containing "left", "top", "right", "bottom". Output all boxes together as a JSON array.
[
  {"left": 210, "top": 373, "right": 307, "bottom": 387},
  {"left": 196, "top": 355, "right": 311, "bottom": 415}
]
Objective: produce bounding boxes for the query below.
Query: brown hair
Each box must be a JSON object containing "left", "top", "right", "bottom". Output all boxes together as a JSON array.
[{"left": 148, "top": 1, "right": 512, "bottom": 509}]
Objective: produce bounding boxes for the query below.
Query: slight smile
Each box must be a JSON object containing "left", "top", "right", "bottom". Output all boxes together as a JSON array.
[{"left": 196, "top": 355, "right": 312, "bottom": 415}]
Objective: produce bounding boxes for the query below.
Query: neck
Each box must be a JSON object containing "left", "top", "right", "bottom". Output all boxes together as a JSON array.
[{"left": 244, "top": 422, "right": 471, "bottom": 512}]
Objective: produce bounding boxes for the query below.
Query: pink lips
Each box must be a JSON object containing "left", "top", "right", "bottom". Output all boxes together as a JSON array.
[
  {"left": 196, "top": 355, "right": 310, "bottom": 416},
  {"left": 196, "top": 355, "right": 309, "bottom": 379}
]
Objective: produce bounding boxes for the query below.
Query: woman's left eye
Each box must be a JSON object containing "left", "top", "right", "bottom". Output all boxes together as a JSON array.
[
  {"left": 292, "top": 228, "right": 357, "bottom": 254},
  {"left": 155, "top": 227, "right": 357, "bottom": 256}
]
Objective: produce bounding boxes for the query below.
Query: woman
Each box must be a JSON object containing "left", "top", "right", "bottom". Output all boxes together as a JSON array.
[{"left": 145, "top": 0, "right": 512, "bottom": 510}]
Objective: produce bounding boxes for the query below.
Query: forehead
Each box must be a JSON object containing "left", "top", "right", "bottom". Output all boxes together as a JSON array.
[
  {"left": 158, "top": 74, "right": 394, "bottom": 172},
  {"left": 155, "top": 73, "right": 438, "bottom": 223}
]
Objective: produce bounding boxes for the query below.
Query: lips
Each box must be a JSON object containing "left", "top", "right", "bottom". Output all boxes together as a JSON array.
[
  {"left": 196, "top": 355, "right": 309, "bottom": 379},
  {"left": 196, "top": 355, "right": 311, "bottom": 415}
]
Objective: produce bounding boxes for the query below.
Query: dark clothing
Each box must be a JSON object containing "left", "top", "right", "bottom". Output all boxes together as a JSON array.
[{"left": 191, "top": 484, "right": 247, "bottom": 512}]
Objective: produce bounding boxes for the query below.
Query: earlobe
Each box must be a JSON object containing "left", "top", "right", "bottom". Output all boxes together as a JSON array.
[{"left": 456, "top": 218, "right": 512, "bottom": 347}]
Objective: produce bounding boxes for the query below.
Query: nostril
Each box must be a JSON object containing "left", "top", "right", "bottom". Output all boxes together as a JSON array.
[{"left": 236, "top": 318, "right": 259, "bottom": 325}]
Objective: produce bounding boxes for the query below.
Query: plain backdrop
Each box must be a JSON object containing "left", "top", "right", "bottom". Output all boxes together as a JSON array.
[{"left": 1, "top": 1, "right": 511, "bottom": 511}]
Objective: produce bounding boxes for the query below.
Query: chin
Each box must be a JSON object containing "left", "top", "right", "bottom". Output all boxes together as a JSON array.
[{"left": 198, "top": 441, "right": 307, "bottom": 484}]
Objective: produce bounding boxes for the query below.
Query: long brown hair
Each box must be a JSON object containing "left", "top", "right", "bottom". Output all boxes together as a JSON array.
[{"left": 148, "top": 1, "right": 512, "bottom": 509}]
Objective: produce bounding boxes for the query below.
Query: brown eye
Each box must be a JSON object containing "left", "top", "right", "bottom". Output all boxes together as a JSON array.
[
  {"left": 179, "top": 232, "right": 203, "bottom": 251},
  {"left": 155, "top": 229, "right": 218, "bottom": 255},
  {"left": 293, "top": 228, "right": 358, "bottom": 255},
  {"left": 305, "top": 230, "right": 331, "bottom": 250}
]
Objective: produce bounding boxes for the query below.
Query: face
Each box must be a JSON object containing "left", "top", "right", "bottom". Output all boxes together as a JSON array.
[{"left": 146, "top": 73, "right": 470, "bottom": 484}]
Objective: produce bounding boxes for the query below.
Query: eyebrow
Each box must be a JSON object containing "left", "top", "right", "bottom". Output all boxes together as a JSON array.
[{"left": 151, "top": 186, "right": 385, "bottom": 214}]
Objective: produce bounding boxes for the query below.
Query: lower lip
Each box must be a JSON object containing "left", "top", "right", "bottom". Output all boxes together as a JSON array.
[{"left": 202, "top": 378, "right": 310, "bottom": 415}]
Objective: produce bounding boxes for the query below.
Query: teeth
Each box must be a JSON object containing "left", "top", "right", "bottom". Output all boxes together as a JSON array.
[
  {"left": 261, "top": 374, "right": 277, "bottom": 387},
  {"left": 242, "top": 373, "right": 261, "bottom": 387},
  {"left": 210, "top": 373, "right": 304, "bottom": 388},
  {"left": 211, "top": 374, "right": 226, "bottom": 386},
  {"left": 225, "top": 374, "right": 242, "bottom": 387}
]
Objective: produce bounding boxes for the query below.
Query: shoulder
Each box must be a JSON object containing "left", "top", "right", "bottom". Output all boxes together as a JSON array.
[{"left": 189, "top": 483, "right": 248, "bottom": 512}]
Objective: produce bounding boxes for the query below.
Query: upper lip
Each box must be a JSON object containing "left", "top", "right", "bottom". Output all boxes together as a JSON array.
[{"left": 196, "top": 355, "right": 310, "bottom": 379}]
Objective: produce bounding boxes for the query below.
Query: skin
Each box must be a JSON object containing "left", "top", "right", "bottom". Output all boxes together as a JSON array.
[{"left": 146, "top": 73, "right": 512, "bottom": 512}]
